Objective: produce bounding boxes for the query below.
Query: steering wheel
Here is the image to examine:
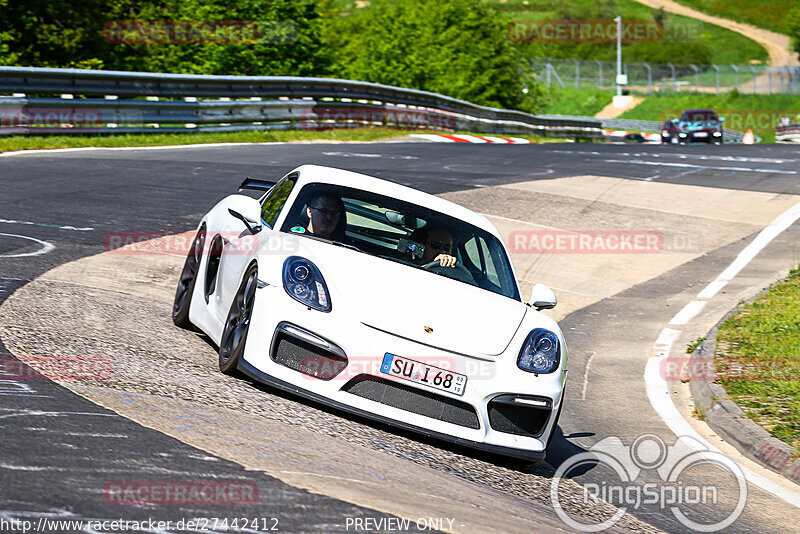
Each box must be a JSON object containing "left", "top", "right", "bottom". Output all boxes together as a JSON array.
[{"left": 422, "top": 260, "right": 474, "bottom": 284}]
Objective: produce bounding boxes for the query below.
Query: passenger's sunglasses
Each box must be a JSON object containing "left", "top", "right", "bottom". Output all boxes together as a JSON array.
[
  {"left": 427, "top": 240, "right": 453, "bottom": 254},
  {"left": 309, "top": 206, "right": 340, "bottom": 218}
]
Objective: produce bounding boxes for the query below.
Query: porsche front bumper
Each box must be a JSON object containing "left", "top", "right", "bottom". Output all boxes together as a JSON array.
[{"left": 239, "top": 286, "right": 566, "bottom": 461}]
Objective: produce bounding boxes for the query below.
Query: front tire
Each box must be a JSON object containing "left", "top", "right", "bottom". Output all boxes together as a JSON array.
[
  {"left": 219, "top": 263, "right": 258, "bottom": 375},
  {"left": 172, "top": 225, "right": 206, "bottom": 329}
]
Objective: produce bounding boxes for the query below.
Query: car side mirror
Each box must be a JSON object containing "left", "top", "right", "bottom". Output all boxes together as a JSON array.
[
  {"left": 529, "top": 284, "right": 557, "bottom": 310},
  {"left": 227, "top": 195, "right": 262, "bottom": 234}
]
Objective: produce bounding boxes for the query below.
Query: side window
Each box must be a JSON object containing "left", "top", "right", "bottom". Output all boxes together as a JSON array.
[
  {"left": 260, "top": 177, "right": 295, "bottom": 228},
  {"left": 463, "top": 237, "right": 483, "bottom": 270}
]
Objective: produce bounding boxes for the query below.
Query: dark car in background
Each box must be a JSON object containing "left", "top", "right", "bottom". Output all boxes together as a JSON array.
[{"left": 661, "top": 109, "right": 725, "bottom": 145}]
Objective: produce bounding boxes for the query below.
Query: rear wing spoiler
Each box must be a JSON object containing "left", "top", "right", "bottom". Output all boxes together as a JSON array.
[{"left": 239, "top": 177, "right": 276, "bottom": 193}]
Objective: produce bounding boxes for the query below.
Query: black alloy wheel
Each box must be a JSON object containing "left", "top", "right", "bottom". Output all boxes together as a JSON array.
[
  {"left": 219, "top": 263, "right": 258, "bottom": 375},
  {"left": 172, "top": 225, "right": 206, "bottom": 328}
]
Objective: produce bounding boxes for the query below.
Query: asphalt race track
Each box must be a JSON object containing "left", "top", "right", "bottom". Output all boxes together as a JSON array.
[{"left": 2, "top": 140, "right": 800, "bottom": 533}]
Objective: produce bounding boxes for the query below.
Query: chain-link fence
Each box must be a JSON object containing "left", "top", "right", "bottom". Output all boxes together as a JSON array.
[{"left": 531, "top": 58, "right": 800, "bottom": 95}]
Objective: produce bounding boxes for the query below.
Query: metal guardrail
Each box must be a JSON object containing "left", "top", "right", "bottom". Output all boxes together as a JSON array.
[{"left": 0, "top": 67, "right": 603, "bottom": 139}]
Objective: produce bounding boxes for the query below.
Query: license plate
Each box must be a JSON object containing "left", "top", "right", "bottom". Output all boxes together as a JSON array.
[
  {"left": 380, "top": 353, "right": 467, "bottom": 396},
  {"left": 693, "top": 132, "right": 708, "bottom": 137}
]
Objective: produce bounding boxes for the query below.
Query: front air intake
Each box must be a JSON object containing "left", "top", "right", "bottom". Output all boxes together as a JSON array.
[{"left": 341, "top": 374, "right": 480, "bottom": 429}]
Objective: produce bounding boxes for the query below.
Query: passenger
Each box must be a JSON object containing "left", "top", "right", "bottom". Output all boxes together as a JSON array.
[
  {"left": 411, "top": 225, "right": 457, "bottom": 268},
  {"left": 304, "top": 193, "right": 345, "bottom": 239}
]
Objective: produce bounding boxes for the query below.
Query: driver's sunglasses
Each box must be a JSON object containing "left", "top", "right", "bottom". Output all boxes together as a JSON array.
[
  {"left": 310, "top": 206, "right": 340, "bottom": 218},
  {"left": 427, "top": 240, "right": 453, "bottom": 254}
]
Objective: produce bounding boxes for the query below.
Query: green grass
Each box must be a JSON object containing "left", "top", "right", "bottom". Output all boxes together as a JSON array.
[
  {"left": 540, "top": 87, "right": 614, "bottom": 116},
  {"left": 618, "top": 91, "right": 800, "bottom": 142},
  {"left": 715, "top": 266, "right": 800, "bottom": 456},
  {"left": 489, "top": 0, "right": 768, "bottom": 65},
  {"left": 331, "top": 0, "right": 769, "bottom": 66},
  {"left": 686, "top": 337, "right": 705, "bottom": 354},
  {"left": 671, "top": 0, "right": 793, "bottom": 35},
  {"left": 0, "top": 128, "right": 555, "bottom": 153}
]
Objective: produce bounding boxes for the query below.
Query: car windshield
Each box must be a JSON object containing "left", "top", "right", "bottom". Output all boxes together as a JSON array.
[
  {"left": 682, "top": 111, "right": 718, "bottom": 122},
  {"left": 279, "top": 183, "right": 521, "bottom": 301}
]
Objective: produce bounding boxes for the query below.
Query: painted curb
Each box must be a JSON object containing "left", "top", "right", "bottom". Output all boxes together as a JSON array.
[{"left": 690, "top": 297, "right": 800, "bottom": 486}]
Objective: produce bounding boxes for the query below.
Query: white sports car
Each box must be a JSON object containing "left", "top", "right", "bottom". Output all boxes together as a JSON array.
[{"left": 172, "top": 164, "right": 567, "bottom": 460}]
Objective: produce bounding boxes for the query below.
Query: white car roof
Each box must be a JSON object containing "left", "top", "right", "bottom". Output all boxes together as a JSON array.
[{"left": 290, "top": 164, "right": 500, "bottom": 237}]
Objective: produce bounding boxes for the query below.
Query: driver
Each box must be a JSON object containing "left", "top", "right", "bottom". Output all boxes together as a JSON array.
[
  {"left": 304, "top": 193, "right": 344, "bottom": 239},
  {"left": 412, "top": 225, "right": 457, "bottom": 268}
]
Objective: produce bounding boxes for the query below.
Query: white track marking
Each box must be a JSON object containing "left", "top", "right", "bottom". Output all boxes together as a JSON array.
[
  {"left": 697, "top": 201, "right": 800, "bottom": 299},
  {"left": 646, "top": 199, "right": 800, "bottom": 508},
  {"left": 550, "top": 149, "right": 796, "bottom": 164},
  {"left": 0, "top": 218, "right": 93, "bottom": 232},
  {"left": 669, "top": 300, "right": 707, "bottom": 326},
  {"left": 603, "top": 159, "right": 797, "bottom": 174},
  {"left": 0, "top": 233, "right": 55, "bottom": 258},
  {"left": 451, "top": 134, "right": 488, "bottom": 143},
  {"left": 479, "top": 213, "right": 564, "bottom": 231},
  {"left": 653, "top": 327, "right": 681, "bottom": 351},
  {"left": 0, "top": 410, "right": 117, "bottom": 420},
  {"left": 322, "top": 151, "right": 418, "bottom": 160},
  {"left": 409, "top": 134, "right": 455, "bottom": 143},
  {"left": 581, "top": 351, "right": 597, "bottom": 400}
]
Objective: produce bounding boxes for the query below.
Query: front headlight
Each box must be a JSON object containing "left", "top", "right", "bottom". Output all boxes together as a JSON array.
[
  {"left": 282, "top": 256, "right": 331, "bottom": 312},
  {"left": 517, "top": 328, "right": 560, "bottom": 374}
]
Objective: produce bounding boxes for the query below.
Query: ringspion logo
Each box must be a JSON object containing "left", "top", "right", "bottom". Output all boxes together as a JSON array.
[{"left": 552, "top": 434, "right": 747, "bottom": 531}]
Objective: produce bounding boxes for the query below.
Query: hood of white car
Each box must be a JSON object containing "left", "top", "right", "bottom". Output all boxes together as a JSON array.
[{"left": 290, "top": 238, "right": 527, "bottom": 357}]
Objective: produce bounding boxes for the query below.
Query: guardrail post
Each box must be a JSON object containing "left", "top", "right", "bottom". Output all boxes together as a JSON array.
[
  {"left": 596, "top": 60, "right": 603, "bottom": 88},
  {"left": 546, "top": 61, "right": 552, "bottom": 87},
  {"left": 644, "top": 63, "right": 652, "bottom": 94},
  {"left": 769, "top": 67, "right": 774, "bottom": 94},
  {"left": 668, "top": 63, "right": 676, "bottom": 91},
  {"left": 731, "top": 64, "right": 739, "bottom": 90},
  {"left": 750, "top": 65, "right": 757, "bottom": 93},
  {"left": 691, "top": 64, "right": 699, "bottom": 92},
  {"left": 712, "top": 64, "right": 720, "bottom": 94},
  {"left": 574, "top": 59, "right": 580, "bottom": 88}
]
